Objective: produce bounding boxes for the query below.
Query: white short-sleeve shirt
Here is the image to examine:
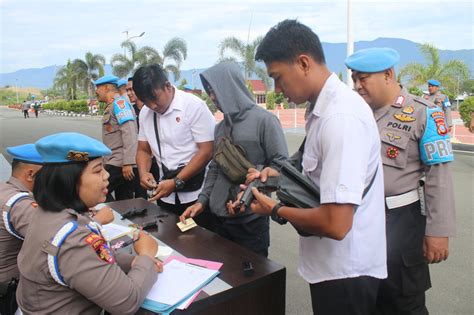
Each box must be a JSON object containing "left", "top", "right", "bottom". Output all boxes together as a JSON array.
[
  {"left": 138, "top": 88, "right": 215, "bottom": 204},
  {"left": 298, "top": 73, "right": 387, "bottom": 284}
]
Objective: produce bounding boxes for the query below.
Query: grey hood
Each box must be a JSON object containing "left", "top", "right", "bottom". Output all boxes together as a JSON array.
[{"left": 200, "top": 61, "right": 254, "bottom": 120}]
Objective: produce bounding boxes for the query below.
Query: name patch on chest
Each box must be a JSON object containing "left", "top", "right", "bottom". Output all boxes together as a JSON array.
[{"left": 387, "top": 121, "right": 412, "bottom": 132}]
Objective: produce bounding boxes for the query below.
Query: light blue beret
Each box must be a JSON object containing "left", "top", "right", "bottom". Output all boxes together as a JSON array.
[
  {"left": 117, "top": 78, "right": 128, "bottom": 88},
  {"left": 6, "top": 144, "right": 43, "bottom": 164},
  {"left": 428, "top": 79, "right": 440, "bottom": 86},
  {"left": 35, "top": 132, "right": 111, "bottom": 163},
  {"left": 345, "top": 47, "right": 400, "bottom": 73},
  {"left": 94, "top": 75, "right": 119, "bottom": 87}
]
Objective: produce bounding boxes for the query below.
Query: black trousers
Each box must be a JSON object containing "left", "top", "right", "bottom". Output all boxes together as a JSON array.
[
  {"left": 0, "top": 279, "right": 18, "bottom": 315},
  {"left": 310, "top": 276, "right": 380, "bottom": 315},
  {"left": 157, "top": 198, "right": 214, "bottom": 232},
  {"left": 23, "top": 109, "right": 29, "bottom": 118},
  {"left": 105, "top": 164, "right": 134, "bottom": 202},
  {"left": 375, "top": 201, "right": 431, "bottom": 315},
  {"left": 212, "top": 215, "right": 270, "bottom": 257}
]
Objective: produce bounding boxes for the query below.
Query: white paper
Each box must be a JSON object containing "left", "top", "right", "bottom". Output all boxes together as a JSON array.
[
  {"left": 146, "top": 259, "right": 219, "bottom": 306},
  {"left": 102, "top": 223, "right": 134, "bottom": 241}
]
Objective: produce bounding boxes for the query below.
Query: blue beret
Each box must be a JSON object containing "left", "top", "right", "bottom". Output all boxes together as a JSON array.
[
  {"left": 6, "top": 144, "right": 43, "bottom": 164},
  {"left": 345, "top": 47, "right": 400, "bottom": 73},
  {"left": 35, "top": 132, "right": 111, "bottom": 164},
  {"left": 428, "top": 79, "right": 440, "bottom": 86},
  {"left": 94, "top": 75, "right": 119, "bottom": 87},
  {"left": 117, "top": 79, "right": 128, "bottom": 88}
]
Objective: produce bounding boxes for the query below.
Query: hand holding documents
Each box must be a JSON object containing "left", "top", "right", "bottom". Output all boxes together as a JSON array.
[{"left": 177, "top": 218, "right": 197, "bottom": 232}]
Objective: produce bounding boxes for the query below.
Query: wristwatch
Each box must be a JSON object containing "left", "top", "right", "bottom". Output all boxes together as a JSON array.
[
  {"left": 271, "top": 203, "right": 287, "bottom": 225},
  {"left": 173, "top": 177, "right": 186, "bottom": 191}
]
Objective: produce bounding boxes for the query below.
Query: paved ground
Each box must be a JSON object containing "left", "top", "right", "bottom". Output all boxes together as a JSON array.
[{"left": 1, "top": 106, "right": 472, "bottom": 314}]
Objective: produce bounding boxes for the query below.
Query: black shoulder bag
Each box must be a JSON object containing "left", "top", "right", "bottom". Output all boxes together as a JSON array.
[
  {"left": 153, "top": 113, "right": 205, "bottom": 192},
  {"left": 274, "top": 137, "right": 378, "bottom": 237}
]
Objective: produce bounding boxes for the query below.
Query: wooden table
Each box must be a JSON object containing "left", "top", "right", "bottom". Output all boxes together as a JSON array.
[{"left": 107, "top": 198, "right": 286, "bottom": 315}]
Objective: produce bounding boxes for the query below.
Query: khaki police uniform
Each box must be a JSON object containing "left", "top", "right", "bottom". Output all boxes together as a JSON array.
[
  {"left": 424, "top": 91, "right": 453, "bottom": 128},
  {"left": 0, "top": 177, "right": 37, "bottom": 315},
  {"left": 375, "top": 87, "right": 455, "bottom": 313},
  {"left": 102, "top": 94, "right": 138, "bottom": 201},
  {"left": 17, "top": 207, "right": 157, "bottom": 314}
]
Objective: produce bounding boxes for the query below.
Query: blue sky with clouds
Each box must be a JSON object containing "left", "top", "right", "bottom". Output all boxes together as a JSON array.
[{"left": 1, "top": 0, "right": 472, "bottom": 73}]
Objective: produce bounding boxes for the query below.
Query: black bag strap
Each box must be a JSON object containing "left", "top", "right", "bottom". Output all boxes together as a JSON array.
[
  {"left": 223, "top": 115, "right": 234, "bottom": 139},
  {"left": 297, "top": 136, "right": 378, "bottom": 203},
  {"left": 153, "top": 113, "right": 166, "bottom": 171}
]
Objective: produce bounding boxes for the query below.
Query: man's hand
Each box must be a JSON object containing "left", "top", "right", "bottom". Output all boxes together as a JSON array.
[
  {"left": 133, "top": 231, "right": 158, "bottom": 258},
  {"left": 424, "top": 236, "right": 449, "bottom": 264},
  {"left": 249, "top": 187, "right": 278, "bottom": 216},
  {"left": 245, "top": 167, "right": 280, "bottom": 185},
  {"left": 122, "top": 165, "right": 134, "bottom": 181},
  {"left": 180, "top": 202, "right": 204, "bottom": 223},
  {"left": 93, "top": 206, "right": 114, "bottom": 225},
  {"left": 148, "top": 179, "right": 175, "bottom": 202},
  {"left": 132, "top": 256, "right": 164, "bottom": 273},
  {"left": 140, "top": 172, "right": 157, "bottom": 190},
  {"left": 227, "top": 191, "right": 245, "bottom": 215}
]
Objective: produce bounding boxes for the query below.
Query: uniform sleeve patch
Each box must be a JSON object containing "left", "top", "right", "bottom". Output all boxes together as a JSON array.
[
  {"left": 113, "top": 98, "right": 135, "bottom": 125},
  {"left": 431, "top": 111, "right": 448, "bottom": 136},
  {"left": 85, "top": 233, "right": 115, "bottom": 264}
]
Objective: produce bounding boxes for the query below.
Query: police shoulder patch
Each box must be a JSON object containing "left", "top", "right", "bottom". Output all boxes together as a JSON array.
[
  {"left": 113, "top": 98, "right": 135, "bottom": 125},
  {"left": 85, "top": 233, "right": 115, "bottom": 264},
  {"left": 419, "top": 107, "right": 453, "bottom": 165}
]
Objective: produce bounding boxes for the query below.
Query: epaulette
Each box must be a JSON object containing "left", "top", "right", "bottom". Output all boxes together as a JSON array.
[{"left": 413, "top": 96, "right": 435, "bottom": 108}]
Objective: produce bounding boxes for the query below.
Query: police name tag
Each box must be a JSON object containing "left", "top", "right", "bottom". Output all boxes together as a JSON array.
[{"left": 177, "top": 218, "right": 197, "bottom": 232}]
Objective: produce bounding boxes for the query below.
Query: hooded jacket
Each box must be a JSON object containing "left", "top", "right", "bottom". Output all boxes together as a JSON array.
[{"left": 198, "top": 61, "right": 288, "bottom": 219}]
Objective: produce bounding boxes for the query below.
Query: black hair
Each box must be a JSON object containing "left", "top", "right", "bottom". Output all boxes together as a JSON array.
[
  {"left": 33, "top": 161, "right": 91, "bottom": 213},
  {"left": 132, "top": 64, "right": 168, "bottom": 103},
  {"left": 255, "top": 19, "right": 326, "bottom": 64},
  {"left": 128, "top": 77, "right": 133, "bottom": 82},
  {"left": 11, "top": 160, "right": 20, "bottom": 172}
]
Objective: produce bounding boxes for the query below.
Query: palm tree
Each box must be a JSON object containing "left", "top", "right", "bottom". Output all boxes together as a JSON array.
[
  {"left": 73, "top": 52, "right": 106, "bottom": 98},
  {"left": 54, "top": 59, "right": 79, "bottom": 100},
  {"left": 218, "top": 36, "right": 270, "bottom": 87},
  {"left": 111, "top": 37, "right": 187, "bottom": 80},
  {"left": 399, "top": 43, "right": 469, "bottom": 95}
]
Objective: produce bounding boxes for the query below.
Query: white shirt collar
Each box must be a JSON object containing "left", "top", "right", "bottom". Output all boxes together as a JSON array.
[
  {"left": 311, "top": 73, "right": 339, "bottom": 117},
  {"left": 162, "top": 86, "right": 183, "bottom": 116}
]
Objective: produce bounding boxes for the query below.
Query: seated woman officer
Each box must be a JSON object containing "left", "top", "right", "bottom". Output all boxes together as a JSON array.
[{"left": 16, "top": 132, "right": 162, "bottom": 315}]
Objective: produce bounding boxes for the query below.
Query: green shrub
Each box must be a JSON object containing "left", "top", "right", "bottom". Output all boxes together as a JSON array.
[
  {"left": 459, "top": 96, "right": 474, "bottom": 128},
  {"left": 266, "top": 91, "right": 276, "bottom": 110}
]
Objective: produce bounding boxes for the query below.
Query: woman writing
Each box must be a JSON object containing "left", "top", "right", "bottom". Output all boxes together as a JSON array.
[{"left": 17, "top": 132, "right": 162, "bottom": 314}]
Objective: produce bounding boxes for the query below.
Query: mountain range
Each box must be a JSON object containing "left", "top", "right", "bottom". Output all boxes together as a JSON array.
[{"left": 1, "top": 37, "right": 472, "bottom": 90}]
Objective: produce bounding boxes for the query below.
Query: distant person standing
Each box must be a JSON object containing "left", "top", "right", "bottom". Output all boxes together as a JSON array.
[
  {"left": 424, "top": 79, "right": 453, "bottom": 132},
  {"left": 33, "top": 102, "right": 40, "bottom": 118},
  {"left": 95, "top": 75, "right": 138, "bottom": 202},
  {"left": 22, "top": 100, "right": 30, "bottom": 119}
]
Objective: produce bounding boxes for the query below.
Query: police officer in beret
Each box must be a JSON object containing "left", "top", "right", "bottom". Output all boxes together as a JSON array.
[
  {"left": 95, "top": 75, "right": 138, "bottom": 202},
  {"left": 17, "top": 132, "right": 162, "bottom": 314},
  {"left": 346, "top": 47, "right": 456, "bottom": 314},
  {"left": 424, "top": 79, "right": 453, "bottom": 132},
  {"left": 0, "top": 144, "right": 42, "bottom": 315}
]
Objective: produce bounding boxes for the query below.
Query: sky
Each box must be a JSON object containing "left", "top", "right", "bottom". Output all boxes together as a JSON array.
[{"left": 0, "top": 0, "right": 473, "bottom": 73}]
